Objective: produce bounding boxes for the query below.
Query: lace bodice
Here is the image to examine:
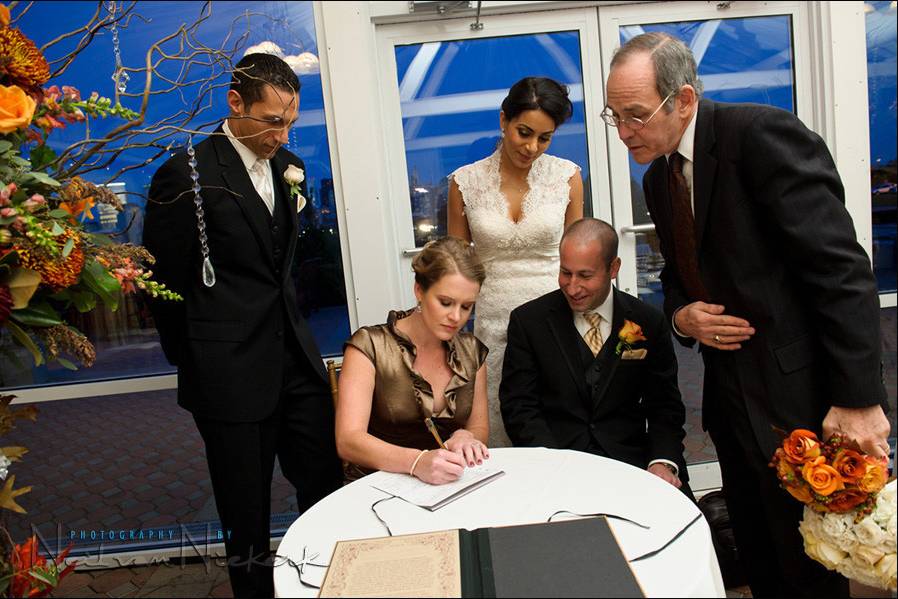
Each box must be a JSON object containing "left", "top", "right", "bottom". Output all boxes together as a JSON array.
[{"left": 450, "top": 149, "right": 579, "bottom": 446}]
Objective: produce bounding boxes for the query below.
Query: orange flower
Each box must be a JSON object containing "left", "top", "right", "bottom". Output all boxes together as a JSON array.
[
  {"left": 773, "top": 449, "right": 800, "bottom": 483},
  {"left": 618, "top": 320, "right": 647, "bottom": 345},
  {"left": 826, "top": 488, "right": 869, "bottom": 513},
  {"left": 58, "top": 196, "right": 95, "bottom": 222},
  {"left": 831, "top": 448, "right": 866, "bottom": 485},
  {"left": 784, "top": 482, "right": 814, "bottom": 504},
  {"left": 9, "top": 535, "right": 75, "bottom": 598},
  {"left": 0, "top": 3, "right": 10, "bottom": 27},
  {"left": 802, "top": 456, "right": 844, "bottom": 496},
  {"left": 15, "top": 230, "right": 85, "bottom": 291},
  {"left": 0, "top": 27, "right": 50, "bottom": 94},
  {"left": 783, "top": 429, "right": 821, "bottom": 464},
  {"left": 0, "top": 83, "right": 36, "bottom": 133},
  {"left": 857, "top": 458, "right": 888, "bottom": 494}
]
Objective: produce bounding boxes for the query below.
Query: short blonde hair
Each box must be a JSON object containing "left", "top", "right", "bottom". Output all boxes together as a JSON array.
[{"left": 412, "top": 237, "right": 485, "bottom": 291}]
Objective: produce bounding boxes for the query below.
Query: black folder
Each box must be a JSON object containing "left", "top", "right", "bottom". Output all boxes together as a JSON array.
[{"left": 460, "top": 517, "right": 644, "bottom": 598}]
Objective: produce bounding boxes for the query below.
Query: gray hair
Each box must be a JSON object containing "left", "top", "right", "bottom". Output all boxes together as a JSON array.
[
  {"left": 560, "top": 218, "right": 618, "bottom": 267},
  {"left": 610, "top": 32, "right": 703, "bottom": 112}
]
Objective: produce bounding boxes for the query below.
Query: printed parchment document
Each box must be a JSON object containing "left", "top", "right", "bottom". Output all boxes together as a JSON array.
[{"left": 319, "top": 530, "right": 461, "bottom": 598}]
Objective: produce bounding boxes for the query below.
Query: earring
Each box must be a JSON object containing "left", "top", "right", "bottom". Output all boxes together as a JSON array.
[
  {"left": 500, "top": 129, "right": 505, "bottom": 138},
  {"left": 415, "top": 301, "right": 422, "bottom": 313}
]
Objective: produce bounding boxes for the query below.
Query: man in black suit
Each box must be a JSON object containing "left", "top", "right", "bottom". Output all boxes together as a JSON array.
[
  {"left": 603, "top": 32, "right": 890, "bottom": 597},
  {"left": 501, "top": 218, "right": 690, "bottom": 491},
  {"left": 144, "top": 53, "right": 342, "bottom": 598}
]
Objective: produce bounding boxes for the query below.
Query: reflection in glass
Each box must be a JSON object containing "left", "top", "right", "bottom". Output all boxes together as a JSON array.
[
  {"left": 620, "top": 16, "right": 796, "bottom": 306},
  {"left": 866, "top": 1, "right": 897, "bottom": 293},
  {"left": 0, "top": 1, "right": 350, "bottom": 391},
  {"left": 394, "top": 33, "right": 590, "bottom": 247}
]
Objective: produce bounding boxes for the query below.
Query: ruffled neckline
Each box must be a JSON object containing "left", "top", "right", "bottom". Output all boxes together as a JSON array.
[{"left": 386, "top": 309, "right": 470, "bottom": 418}]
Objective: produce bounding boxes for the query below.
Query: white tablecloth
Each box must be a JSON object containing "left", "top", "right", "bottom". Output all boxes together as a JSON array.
[{"left": 274, "top": 447, "right": 725, "bottom": 597}]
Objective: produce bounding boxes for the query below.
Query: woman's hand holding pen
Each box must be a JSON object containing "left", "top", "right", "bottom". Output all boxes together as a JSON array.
[
  {"left": 446, "top": 430, "right": 489, "bottom": 467},
  {"left": 413, "top": 450, "right": 465, "bottom": 484}
]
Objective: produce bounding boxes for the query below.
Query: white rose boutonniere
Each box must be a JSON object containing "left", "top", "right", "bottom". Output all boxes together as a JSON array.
[{"left": 284, "top": 164, "right": 307, "bottom": 213}]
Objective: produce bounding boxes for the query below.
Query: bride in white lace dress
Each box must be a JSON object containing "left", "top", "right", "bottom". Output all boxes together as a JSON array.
[{"left": 448, "top": 77, "right": 583, "bottom": 447}]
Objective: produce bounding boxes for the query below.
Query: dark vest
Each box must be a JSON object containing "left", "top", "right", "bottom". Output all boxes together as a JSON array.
[{"left": 579, "top": 333, "right": 613, "bottom": 456}]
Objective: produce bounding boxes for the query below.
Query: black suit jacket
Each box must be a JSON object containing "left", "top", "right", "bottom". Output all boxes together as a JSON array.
[
  {"left": 144, "top": 126, "right": 327, "bottom": 422},
  {"left": 500, "top": 288, "right": 688, "bottom": 476},
  {"left": 643, "top": 99, "right": 886, "bottom": 457}
]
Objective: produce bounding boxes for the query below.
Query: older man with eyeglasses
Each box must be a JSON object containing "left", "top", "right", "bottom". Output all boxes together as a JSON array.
[{"left": 603, "top": 32, "right": 890, "bottom": 598}]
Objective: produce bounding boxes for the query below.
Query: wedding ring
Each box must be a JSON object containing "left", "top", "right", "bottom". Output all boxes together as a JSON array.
[{"left": 714, "top": 334, "right": 721, "bottom": 343}]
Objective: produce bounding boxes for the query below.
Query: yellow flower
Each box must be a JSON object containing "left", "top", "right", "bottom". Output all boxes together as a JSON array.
[{"left": 0, "top": 84, "right": 36, "bottom": 134}]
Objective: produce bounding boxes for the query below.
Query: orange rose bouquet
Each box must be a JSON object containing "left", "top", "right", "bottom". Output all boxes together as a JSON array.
[{"left": 770, "top": 430, "right": 896, "bottom": 590}]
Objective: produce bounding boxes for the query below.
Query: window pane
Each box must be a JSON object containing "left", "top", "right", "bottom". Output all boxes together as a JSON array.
[
  {"left": 0, "top": 1, "right": 349, "bottom": 392},
  {"left": 866, "top": 1, "right": 897, "bottom": 293},
  {"left": 395, "top": 32, "right": 591, "bottom": 247}
]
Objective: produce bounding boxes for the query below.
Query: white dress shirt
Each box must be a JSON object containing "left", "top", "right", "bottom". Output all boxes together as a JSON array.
[
  {"left": 573, "top": 290, "right": 679, "bottom": 477},
  {"left": 223, "top": 119, "right": 275, "bottom": 215}
]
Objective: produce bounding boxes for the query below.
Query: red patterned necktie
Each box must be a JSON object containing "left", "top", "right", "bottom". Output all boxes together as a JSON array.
[{"left": 667, "top": 152, "right": 709, "bottom": 302}]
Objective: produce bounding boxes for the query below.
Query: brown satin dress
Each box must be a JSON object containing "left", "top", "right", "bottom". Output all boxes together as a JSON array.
[{"left": 343, "top": 309, "right": 488, "bottom": 481}]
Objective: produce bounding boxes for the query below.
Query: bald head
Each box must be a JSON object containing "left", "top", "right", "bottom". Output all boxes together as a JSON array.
[{"left": 560, "top": 218, "right": 619, "bottom": 267}]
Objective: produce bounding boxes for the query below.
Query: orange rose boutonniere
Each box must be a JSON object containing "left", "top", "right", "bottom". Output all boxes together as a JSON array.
[{"left": 615, "top": 319, "right": 647, "bottom": 355}]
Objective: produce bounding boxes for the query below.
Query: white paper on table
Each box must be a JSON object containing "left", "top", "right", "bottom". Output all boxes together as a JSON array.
[{"left": 366, "top": 465, "right": 505, "bottom": 510}]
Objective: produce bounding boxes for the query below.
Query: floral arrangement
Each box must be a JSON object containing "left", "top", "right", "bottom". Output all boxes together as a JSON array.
[
  {"left": 771, "top": 429, "right": 895, "bottom": 590},
  {"left": 615, "top": 319, "right": 646, "bottom": 355},
  {"left": 1, "top": 3, "right": 183, "bottom": 596},
  {"left": 0, "top": 5, "right": 180, "bottom": 371}
]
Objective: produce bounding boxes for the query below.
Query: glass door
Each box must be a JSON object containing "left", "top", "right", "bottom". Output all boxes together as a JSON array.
[
  {"left": 598, "top": 1, "right": 813, "bottom": 307},
  {"left": 376, "top": 8, "right": 608, "bottom": 308}
]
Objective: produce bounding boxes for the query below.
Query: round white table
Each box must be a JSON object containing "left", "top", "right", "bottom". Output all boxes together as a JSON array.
[{"left": 274, "top": 447, "right": 725, "bottom": 597}]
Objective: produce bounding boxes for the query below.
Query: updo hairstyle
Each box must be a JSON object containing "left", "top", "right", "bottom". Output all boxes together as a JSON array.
[
  {"left": 500, "top": 77, "right": 573, "bottom": 128},
  {"left": 412, "top": 237, "right": 486, "bottom": 292}
]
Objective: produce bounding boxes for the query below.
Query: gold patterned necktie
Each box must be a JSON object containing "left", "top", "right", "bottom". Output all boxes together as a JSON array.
[{"left": 583, "top": 312, "right": 604, "bottom": 357}]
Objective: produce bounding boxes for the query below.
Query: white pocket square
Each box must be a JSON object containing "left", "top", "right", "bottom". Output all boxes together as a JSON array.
[{"left": 621, "top": 349, "right": 647, "bottom": 360}]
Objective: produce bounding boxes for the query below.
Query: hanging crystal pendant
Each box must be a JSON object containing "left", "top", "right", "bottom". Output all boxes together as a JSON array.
[
  {"left": 187, "top": 136, "right": 215, "bottom": 287},
  {"left": 107, "top": 1, "right": 129, "bottom": 94},
  {"left": 202, "top": 257, "right": 216, "bottom": 288}
]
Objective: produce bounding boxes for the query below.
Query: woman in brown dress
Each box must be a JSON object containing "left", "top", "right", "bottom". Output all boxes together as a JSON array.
[{"left": 336, "top": 237, "right": 490, "bottom": 484}]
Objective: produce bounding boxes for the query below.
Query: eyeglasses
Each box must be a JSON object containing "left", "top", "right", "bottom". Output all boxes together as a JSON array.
[{"left": 600, "top": 90, "right": 677, "bottom": 130}]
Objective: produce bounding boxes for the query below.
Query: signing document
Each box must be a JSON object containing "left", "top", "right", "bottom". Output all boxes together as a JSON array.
[{"left": 366, "top": 464, "right": 505, "bottom": 511}]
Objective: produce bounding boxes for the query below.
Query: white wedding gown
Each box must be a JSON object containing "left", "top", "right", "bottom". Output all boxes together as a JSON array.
[{"left": 451, "top": 148, "right": 578, "bottom": 447}]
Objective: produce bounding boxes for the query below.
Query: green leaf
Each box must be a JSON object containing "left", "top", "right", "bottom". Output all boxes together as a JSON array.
[
  {"left": 80, "top": 259, "right": 121, "bottom": 311},
  {"left": 27, "top": 171, "right": 61, "bottom": 187},
  {"left": 70, "top": 289, "right": 97, "bottom": 313},
  {"left": 51, "top": 222, "right": 65, "bottom": 236},
  {"left": 87, "top": 233, "right": 114, "bottom": 247},
  {"left": 62, "top": 236, "right": 75, "bottom": 257},
  {"left": 28, "top": 144, "right": 57, "bottom": 171},
  {"left": 11, "top": 302, "right": 63, "bottom": 327},
  {"left": 3, "top": 320, "right": 43, "bottom": 366},
  {"left": 56, "top": 357, "right": 78, "bottom": 371},
  {"left": 49, "top": 209, "right": 70, "bottom": 219},
  {"left": 0, "top": 140, "right": 13, "bottom": 153}
]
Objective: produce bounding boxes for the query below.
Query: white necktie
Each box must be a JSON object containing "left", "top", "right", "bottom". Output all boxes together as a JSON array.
[{"left": 251, "top": 159, "right": 274, "bottom": 215}]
